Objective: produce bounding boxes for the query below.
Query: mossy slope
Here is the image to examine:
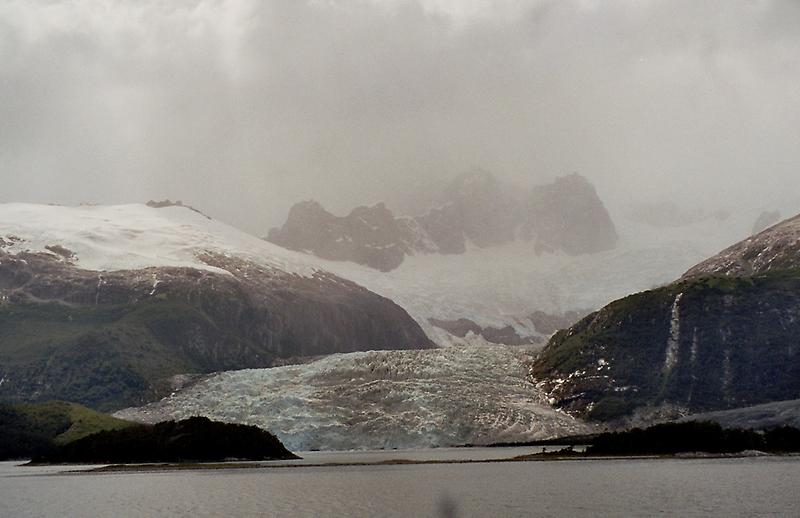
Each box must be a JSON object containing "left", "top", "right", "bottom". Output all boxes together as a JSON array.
[{"left": 532, "top": 269, "right": 800, "bottom": 421}]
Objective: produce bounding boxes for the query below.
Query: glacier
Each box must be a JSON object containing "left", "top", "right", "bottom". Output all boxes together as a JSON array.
[{"left": 116, "top": 345, "right": 593, "bottom": 451}]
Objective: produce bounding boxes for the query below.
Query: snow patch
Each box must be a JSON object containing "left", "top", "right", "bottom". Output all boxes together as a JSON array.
[{"left": 0, "top": 203, "right": 320, "bottom": 277}]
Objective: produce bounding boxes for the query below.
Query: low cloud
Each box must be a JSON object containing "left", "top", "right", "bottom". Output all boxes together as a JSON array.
[{"left": 1, "top": 0, "right": 798, "bottom": 231}]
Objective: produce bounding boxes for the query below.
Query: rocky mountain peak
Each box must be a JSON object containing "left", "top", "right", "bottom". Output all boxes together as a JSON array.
[
  {"left": 523, "top": 173, "right": 618, "bottom": 255},
  {"left": 0, "top": 203, "right": 432, "bottom": 410},
  {"left": 267, "top": 171, "right": 618, "bottom": 270},
  {"left": 533, "top": 214, "right": 800, "bottom": 423},
  {"left": 267, "top": 201, "right": 411, "bottom": 271}
]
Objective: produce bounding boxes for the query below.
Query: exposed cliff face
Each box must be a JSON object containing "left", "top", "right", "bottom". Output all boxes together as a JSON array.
[
  {"left": 266, "top": 201, "right": 412, "bottom": 272},
  {"left": 436, "top": 169, "right": 523, "bottom": 249},
  {"left": 523, "top": 174, "right": 618, "bottom": 255},
  {"left": 428, "top": 318, "right": 541, "bottom": 346},
  {"left": 0, "top": 204, "right": 432, "bottom": 411},
  {"left": 532, "top": 272, "right": 800, "bottom": 421},
  {"left": 531, "top": 213, "right": 800, "bottom": 423},
  {"left": 266, "top": 172, "right": 618, "bottom": 270}
]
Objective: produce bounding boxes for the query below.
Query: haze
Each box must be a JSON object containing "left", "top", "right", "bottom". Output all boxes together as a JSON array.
[{"left": 1, "top": 0, "right": 798, "bottom": 233}]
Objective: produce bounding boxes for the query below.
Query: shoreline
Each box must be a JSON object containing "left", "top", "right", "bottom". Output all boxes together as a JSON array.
[{"left": 38, "top": 450, "right": 796, "bottom": 474}]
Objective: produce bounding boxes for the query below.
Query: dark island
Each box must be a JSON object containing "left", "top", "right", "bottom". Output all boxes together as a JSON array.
[
  {"left": 33, "top": 416, "right": 298, "bottom": 464},
  {"left": 1, "top": 401, "right": 134, "bottom": 460},
  {"left": 586, "top": 421, "right": 800, "bottom": 456},
  {"left": 479, "top": 421, "right": 800, "bottom": 459},
  {"left": 1, "top": 401, "right": 298, "bottom": 464}
]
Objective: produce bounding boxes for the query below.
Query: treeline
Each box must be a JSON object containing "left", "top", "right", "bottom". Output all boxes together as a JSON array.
[
  {"left": 0, "top": 401, "right": 134, "bottom": 460},
  {"left": 1, "top": 402, "right": 298, "bottom": 463},
  {"left": 588, "top": 421, "right": 800, "bottom": 455},
  {"left": 0, "top": 404, "right": 61, "bottom": 460},
  {"left": 34, "top": 416, "right": 298, "bottom": 464}
]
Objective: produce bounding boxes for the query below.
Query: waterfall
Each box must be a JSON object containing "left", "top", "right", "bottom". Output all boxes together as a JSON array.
[{"left": 664, "top": 293, "right": 684, "bottom": 372}]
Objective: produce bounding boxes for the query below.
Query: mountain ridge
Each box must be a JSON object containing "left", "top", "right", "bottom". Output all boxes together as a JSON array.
[
  {"left": 0, "top": 203, "right": 432, "bottom": 411},
  {"left": 531, "top": 212, "right": 800, "bottom": 423},
  {"left": 267, "top": 172, "right": 618, "bottom": 271}
]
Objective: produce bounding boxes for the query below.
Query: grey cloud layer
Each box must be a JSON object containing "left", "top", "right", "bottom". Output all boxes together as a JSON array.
[{"left": 1, "top": 0, "right": 798, "bottom": 231}]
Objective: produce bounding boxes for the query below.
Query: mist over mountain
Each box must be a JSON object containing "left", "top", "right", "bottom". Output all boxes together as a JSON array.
[
  {"left": 267, "top": 172, "right": 617, "bottom": 270},
  {"left": 532, "top": 212, "right": 800, "bottom": 423},
  {"left": 0, "top": 204, "right": 431, "bottom": 410},
  {"left": 1, "top": 1, "right": 799, "bottom": 234},
  {"left": 1, "top": 0, "right": 800, "bottom": 459},
  {"left": 4, "top": 4, "right": 800, "bottom": 517}
]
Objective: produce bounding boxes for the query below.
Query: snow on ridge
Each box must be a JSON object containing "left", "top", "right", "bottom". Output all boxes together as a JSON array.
[
  {"left": 0, "top": 203, "right": 320, "bottom": 277},
  {"left": 310, "top": 221, "right": 739, "bottom": 341},
  {"left": 115, "top": 345, "right": 593, "bottom": 451}
]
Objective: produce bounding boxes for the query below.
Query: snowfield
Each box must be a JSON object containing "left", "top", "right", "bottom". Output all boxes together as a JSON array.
[
  {"left": 0, "top": 203, "right": 320, "bottom": 277},
  {"left": 0, "top": 202, "right": 761, "bottom": 345},
  {"left": 116, "top": 345, "right": 593, "bottom": 451},
  {"left": 311, "top": 213, "right": 758, "bottom": 341}
]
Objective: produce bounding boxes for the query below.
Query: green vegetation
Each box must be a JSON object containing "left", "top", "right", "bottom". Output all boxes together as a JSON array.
[
  {"left": 0, "top": 298, "right": 261, "bottom": 410},
  {"left": 0, "top": 401, "right": 135, "bottom": 460},
  {"left": 533, "top": 269, "right": 800, "bottom": 421},
  {"left": 2, "top": 403, "right": 296, "bottom": 464},
  {"left": 587, "top": 421, "right": 800, "bottom": 455},
  {"left": 34, "top": 416, "right": 298, "bottom": 464}
]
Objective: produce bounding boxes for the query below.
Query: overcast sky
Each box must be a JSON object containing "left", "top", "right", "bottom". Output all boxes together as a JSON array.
[{"left": 1, "top": 0, "right": 798, "bottom": 232}]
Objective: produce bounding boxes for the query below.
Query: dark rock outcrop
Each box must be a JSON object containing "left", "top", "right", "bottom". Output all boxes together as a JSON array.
[
  {"left": 267, "top": 172, "right": 618, "bottom": 270},
  {"left": 522, "top": 174, "right": 617, "bottom": 255},
  {"left": 267, "top": 201, "right": 412, "bottom": 271},
  {"left": 437, "top": 169, "right": 523, "bottom": 249},
  {"left": 146, "top": 199, "right": 211, "bottom": 219},
  {"left": 532, "top": 213, "right": 800, "bottom": 423},
  {"left": 428, "top": 317, "right": 540, "bottom": 345}
]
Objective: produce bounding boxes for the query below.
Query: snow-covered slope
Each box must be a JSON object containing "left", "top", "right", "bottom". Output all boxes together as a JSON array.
[
  {"left": 0, "top": 203, "right": 432, "bottom": 410},
  {"left": 116, "top": 345, "right": 593, "bottom": 451},
  {"left": 0, "top": 202, "right": 754, "bottom": 347},
  {"left": 0, "top": 203, "right": 319, "bottom": 276},
  {"left": 309, "top": 212, "right": 758, "bottom": 344}
]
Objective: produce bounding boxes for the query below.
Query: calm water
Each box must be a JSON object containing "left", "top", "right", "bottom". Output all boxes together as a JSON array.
[{"left": 2, "top": 450, "right": 798, "bottom": 517}]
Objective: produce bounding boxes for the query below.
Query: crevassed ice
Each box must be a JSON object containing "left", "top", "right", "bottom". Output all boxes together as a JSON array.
[{"left": 116, "top": 345, "right": 593, "bottom": 451}]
